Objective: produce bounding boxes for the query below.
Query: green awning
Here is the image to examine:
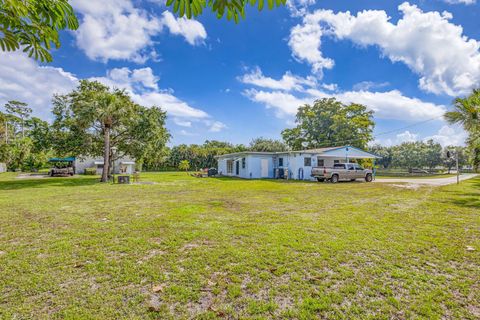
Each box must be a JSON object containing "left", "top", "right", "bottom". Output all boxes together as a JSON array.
[{"left": 49, "top": 157, "right": 76, "bottom": 162}]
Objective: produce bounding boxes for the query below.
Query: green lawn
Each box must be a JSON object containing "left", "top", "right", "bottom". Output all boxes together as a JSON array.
[
  {"left": 375, "top": 174, "right": 458, "bottom": 179},
  {"left": 0, "top": 172, "right": 479, "bottom": 319}
]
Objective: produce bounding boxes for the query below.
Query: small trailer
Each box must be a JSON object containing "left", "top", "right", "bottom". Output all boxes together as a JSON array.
[{"left": 48, "top": 157, "right": 75, "bottom": 177}]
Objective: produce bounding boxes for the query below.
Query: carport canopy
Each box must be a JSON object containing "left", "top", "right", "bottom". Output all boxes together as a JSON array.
[{"left": 49, "top": 157, "right": 75, "bottom": 163}]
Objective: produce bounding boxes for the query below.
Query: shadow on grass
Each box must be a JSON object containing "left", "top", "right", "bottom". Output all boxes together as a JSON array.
[
  {"left": 210, "top": 176, "right": 368, "bottom": 185},
  {"left": 437, "top": 180, "right": 480, "bottom": 208},
  {"left": 0, "top": 176, "right": 100, "bottom": 191}
]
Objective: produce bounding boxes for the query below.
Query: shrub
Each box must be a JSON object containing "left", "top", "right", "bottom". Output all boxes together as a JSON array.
[{"left": 84, "top": 167, "right": 97, "bottom": 175}]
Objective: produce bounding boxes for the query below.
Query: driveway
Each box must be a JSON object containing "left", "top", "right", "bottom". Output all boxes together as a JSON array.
[{"left": 374, "top": 174, "right": 478, "bottom": 186}]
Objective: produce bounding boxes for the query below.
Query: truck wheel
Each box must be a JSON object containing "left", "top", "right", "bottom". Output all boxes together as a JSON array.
[
  {"left": 317, "top": 178, "right": 325, "bottom": 182},
  {"left": 365, "top": 174, "right": 373, "bottom": 182},
  {"left": 331, "top": 174, "right": 339, "bottom": 183}
]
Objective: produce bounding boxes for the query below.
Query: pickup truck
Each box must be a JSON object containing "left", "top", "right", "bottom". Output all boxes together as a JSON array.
[{"left": 311, "top": 163, "right": 373, "bottom": 183}]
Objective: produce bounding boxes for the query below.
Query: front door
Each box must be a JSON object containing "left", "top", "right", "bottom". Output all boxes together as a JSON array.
[
  {"left": 261, "top": 159, "right": 268, "bottom": 177},
  {"left": 236, "top": 160, "right": 240, "bottom": 175}
]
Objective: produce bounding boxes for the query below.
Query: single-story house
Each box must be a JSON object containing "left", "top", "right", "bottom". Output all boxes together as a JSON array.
[
  {"left": 75, "top": 156, "right": 136, "bottom": 175},
  {"left": 215, "top": 146, "right": 381, "bottom": 180}
]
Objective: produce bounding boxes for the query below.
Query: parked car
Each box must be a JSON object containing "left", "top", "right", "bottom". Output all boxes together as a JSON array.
[
  {"left": 409, "top": 168, "right": 429, "bottom": 174},
  {"left": 49, "top": 166, "right": 74, "bottom": 177},
  {"left": 311, "top": 163, "right": 373, "bottom": 183}
]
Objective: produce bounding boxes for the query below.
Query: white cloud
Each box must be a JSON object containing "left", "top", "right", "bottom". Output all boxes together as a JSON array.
[
  {"left": 375, "top": 124, "right": 467, "bottom": 147},
  {"left": 92, "top": 67, "right": 159, "bottom": 92},
  {"left": 321, "top": 83, "right": 338, "bottom": 91},
  {"left": 91, "top": 67, "right": 209, "bottom": 119},
  {"left": 289, "top": 2, "right": 480, "bottom": 96},
  {"left": 71, "top": 0, "right": 162, "bottom": 63},
  {"left": 71, "top": 1, "right": 207, "bottom": 62},
  {"left": 179, "top": 129, "right": 197, "bottom": 136},
  {"left": 134, "top": 91, "right": 209, "bottom": 118},
  {"left": 286, "top": 0, "right": 316, "bottom": 16},
  {"left": 396, "top": 130, "right": 418, "bottom": 143},
  {"left": 0, "top": 51, "right": 77, "bottom": 118},
  {"left": 424, "top": 125, "right": 468, "bottom": 146},
  {"left": 243, "top": 89, "right": 309, "bottom": 117},
  {"left": 207, "top": 121, "right": 227, "bottom": 132},
  {"left": 289, "top": 15, "right": 334, "bottom": 76},
  {"left": 173, "top": 118, "right": 192, "bottom": 127},
  {"left": 160, "top": 11, "right": 207, "bottom": 46},
  {"left": 353, "top": 81, "right": 390, "bottom": 91},
  {"left": 0, "top": 51, "right": 223, "bottom": 137},
  {"left": 242, "top": 68, "right": 446, "bottom": 121},
  {"left": 239, "top": 67, "right": 316, "bottom": 91},
  {"left": 337, "top": 90, "right": 446, "bottom": 121}
]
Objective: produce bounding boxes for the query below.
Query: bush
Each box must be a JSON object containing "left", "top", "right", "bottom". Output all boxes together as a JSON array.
[{"left": 84, "top": 167, "right": 97, "bottom": 175}]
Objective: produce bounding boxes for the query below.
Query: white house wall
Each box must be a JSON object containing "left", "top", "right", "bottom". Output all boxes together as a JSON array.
[
  {"left": 216, "top": 146, "right": 376, "bottom": 180},
  {"left": 75, "top": 156, "right": 135, "bottom": 174},
  {"left": 247, "top": 155, "right": 274, "bottom": 178}
]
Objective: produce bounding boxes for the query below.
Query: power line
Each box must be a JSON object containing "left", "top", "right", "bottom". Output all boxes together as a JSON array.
[{"left": 373, "top": 115, "right": 444, "bottom": 138}]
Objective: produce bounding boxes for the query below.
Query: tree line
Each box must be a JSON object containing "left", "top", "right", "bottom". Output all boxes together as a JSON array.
[
  {"left": 1, "top": 91, "right": 478, "bottom": 175},
  {"left": 369, "top": 142, "right": 468, "bottom": 172}
]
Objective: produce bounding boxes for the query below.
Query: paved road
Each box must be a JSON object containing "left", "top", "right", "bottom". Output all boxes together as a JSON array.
[{"left": 374, "top": 174, "right": 478, "bottom": 186}]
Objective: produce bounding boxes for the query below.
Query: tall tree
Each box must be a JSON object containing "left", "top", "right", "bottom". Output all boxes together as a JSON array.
[
  {"left": 444, "top": 89, "right": 480, "bottom": 171},
  {"left": 0, "top": 111, "right": 8, "bottom": 144},
  {"left": 52, "top": 80, "right": 170, "bottom": 182},
  {"left": 282, "top": 98, "right": 375, "bottom": 150},
  {"left": 249, "top": 137, "right": 288, "bottom": 152},
  {"left": 0, "top": 0, "right": 78, "bottom": 62},
  {"left": 4, "top": 100, "right": 32, "bottom": 138},
  {"left": 424, "top": 139, "right": 443, "bottom": 170},
  {"left": 166, "top": 0, "right": 286, "bottom": 23},
  {"left": 368, "top": 144, "right": 393, "bottom": 169}
]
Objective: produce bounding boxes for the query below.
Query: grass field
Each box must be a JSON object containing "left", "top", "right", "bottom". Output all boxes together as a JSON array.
[
  {"left": 375, "top": 174, "right": 457, "bottom": 179},
  {"left": 0, "top": 172, "right": 479, "bottom": 319}
]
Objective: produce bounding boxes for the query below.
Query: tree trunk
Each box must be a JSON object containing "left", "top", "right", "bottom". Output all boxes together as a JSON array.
[{"left": 101, "top": 126, "right": 110, "bottom": 182}]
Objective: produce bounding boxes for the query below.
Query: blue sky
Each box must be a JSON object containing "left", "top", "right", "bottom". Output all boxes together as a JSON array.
[{"left": 1, "top": 0, "right": 480, "bottom": 147}]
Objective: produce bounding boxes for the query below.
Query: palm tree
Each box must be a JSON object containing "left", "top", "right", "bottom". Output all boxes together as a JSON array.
[
  {"left": 445, "top": 89, "right": 480, "bottom": 170},
  {"left": 72, "top": 81, "right": 134, "bottom": 182}
]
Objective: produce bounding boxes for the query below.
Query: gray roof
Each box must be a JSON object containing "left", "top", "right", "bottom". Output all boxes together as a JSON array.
[{"left": 215, "top": 146, "right": 381, "bottom": 159}]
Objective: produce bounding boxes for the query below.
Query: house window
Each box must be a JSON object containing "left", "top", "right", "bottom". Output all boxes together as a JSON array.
[
  {"left": 334, "top": 160, "right": 340, "bottom": 164},
  {"left": 227, "top": 160, "right": 233, "bottom": 174},
  {"left": 304, "top": 157, "right": 312, "bottom": 167},
  {"left": 242, "top": 158, "right": 246, "bottom": 169},
  {"left": 317, "top": 158, "right": 324, "bottom": 167},
  {"left": 278, "top": 157, "right": 284, "bottom": 167}
]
